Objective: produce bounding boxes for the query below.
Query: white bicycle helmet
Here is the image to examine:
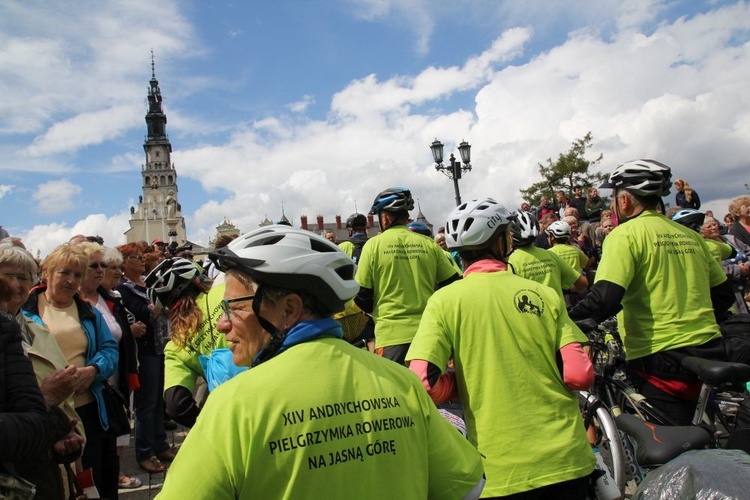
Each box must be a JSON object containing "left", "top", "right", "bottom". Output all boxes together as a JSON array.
[
  {"left": 547, "top": 220, "right": 571, "bottom": 239},
  {"left": 145, "top": 257, "right": 202, "bottom": 308},
  {"left": 210, "top": 226, "right": 359, "bottom": 315},
  {"left": 600, "top": 159, "right": 672, "bottom": 198},
  {"left": 511, "top": 211, "right": 539, "bottom": 246},
  {"left": 445, "top": 198, "right": 515, "bottom": 250}
]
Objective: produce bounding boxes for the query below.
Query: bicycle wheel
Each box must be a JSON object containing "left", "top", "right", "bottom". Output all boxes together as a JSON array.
[{"left": 580, "top": 392, "right": 627, "bottom": 493}]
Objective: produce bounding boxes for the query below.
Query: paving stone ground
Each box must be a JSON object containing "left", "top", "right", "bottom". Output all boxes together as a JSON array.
[{"left": 116, "top": 424, "right": 186, "bottom": 499}]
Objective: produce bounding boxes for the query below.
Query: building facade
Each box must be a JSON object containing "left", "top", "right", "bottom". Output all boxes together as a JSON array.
[{"left": 125, "top": 56, "right": 187, "bottom": 246}]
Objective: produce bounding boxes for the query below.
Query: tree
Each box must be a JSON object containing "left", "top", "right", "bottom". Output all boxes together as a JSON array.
[{"left": 520, "top": 132, "right": 606, "bottom": 207}]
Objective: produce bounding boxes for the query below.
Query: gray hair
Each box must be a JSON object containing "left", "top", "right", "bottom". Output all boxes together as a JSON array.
[
  {"left": 0, "top": 243, "right": 39, "bottom": 282},
  {"left": 103, "top": 246, "right": 124, "bottom": 267}
]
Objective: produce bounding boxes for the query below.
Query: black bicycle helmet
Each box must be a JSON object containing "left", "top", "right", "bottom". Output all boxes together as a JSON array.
[
  {"left": 369, "top": 187, "right": 415, "bottom": 215},
  {"left": 145, "top": 257, "right": 203, "bottom": 309},
  {"left": 510, "top": 211, "right": 539, "bottom": 246},
  {"left": 600, "top": 159, "right": 672, "bottom": 198},
  {"left": 671, "top": 209, "right": 705, "bottom": 232},
  {"left": 346, "top": 213, "right": 367, "bottom": 229},
  {"left": 407, "top": 221, "right": 432, "bottom": 237},
  {"left": 209, "top": 226, "right": 359, "bottom": 315}
]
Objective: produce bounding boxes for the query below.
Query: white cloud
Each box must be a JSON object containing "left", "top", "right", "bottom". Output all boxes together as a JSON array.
[
  {"left": 171, "top": 2, "right": 750, "bottom": 246},
  {"left": 19, "top": 212, "right": 132, "bottom": 259},
  {"left": 0, "top": 185, "right": 13, "bottom": 198},
  {"left": 26, "top": 106, "right": 143, "bottom": 156},
  {"left": 32, "top": 179, "right": 83, "bottom": 214},
  {"left": 288, "top": 95, "right": 316, "bottom": 113},
  {"left": 0, "top": 0, "right": 195, "bottom": 135}
]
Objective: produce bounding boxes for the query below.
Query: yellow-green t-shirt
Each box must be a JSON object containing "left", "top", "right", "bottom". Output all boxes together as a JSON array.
[
  {"left": 703, "top": 238, "right": 734, "bottom": 263},
  {"left": 338, "top": 240, "right": 354, "bottom": 258},
  {"left": 595, "top": 211, "right": 726, "bottom": 360},
  {"left": 355, "top": 226, "right": 458, "bottom": 348},
  {"left": 548, "top": 243, "right": 589, "bottom": 273},
  {"left": 508, "top": 245, "right": 581, "bottom": 302},
  {"left": 406, "top": 271, "right": 593, "bottom": 496},
  {"left": 164, "top": 283, "right": 229, "bottom": 393},
  {"left": 157, "top": 338, "right": 484, "bottom": 500}
]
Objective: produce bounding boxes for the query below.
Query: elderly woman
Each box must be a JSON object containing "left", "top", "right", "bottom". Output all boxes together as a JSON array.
[
  {"left": 158, "top": 226, "right": 485, "bottom": 499},
  {"left": 702, "top": 216, "right": 750, "bottom": 314},
  {"left": 21, "top": 243, "right": 118, "bottom": 498},
  {"left": 78, "top": 243, "right": 144, "bottom": 489},
  {"left": 1, "top": 273, "right": 83, "bottom": 499},
  {"left": 115, "top": 242, "right": 174, "bottom": 473},
  {"left": 0, "top": 243, "right": 85, "bottom": 499},
  {"left": 728, "top": 195, "right": 750, "bottom": 247}
]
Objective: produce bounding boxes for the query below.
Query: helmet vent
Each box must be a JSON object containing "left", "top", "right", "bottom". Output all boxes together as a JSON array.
[
  {"left": 252, "top": 234, "right": 285, "bottom": 247},
  {"left": 310, "top": 238, "right": 337, "bottom": 253},
  {"left": 335, "top": 264, "right": 355, "bottom": 281}
]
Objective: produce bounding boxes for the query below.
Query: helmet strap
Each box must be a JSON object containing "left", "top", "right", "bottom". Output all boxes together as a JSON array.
[
  {"left": 250, "top": 285, "right": 287, "bottom": 367},
  {"left": 251, "top": 286, "right": 279, "bottom": 337}
]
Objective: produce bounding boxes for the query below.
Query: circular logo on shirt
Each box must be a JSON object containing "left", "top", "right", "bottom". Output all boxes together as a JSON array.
[{"left": 514, "top": 289, "right": 545, "bottom": 316}]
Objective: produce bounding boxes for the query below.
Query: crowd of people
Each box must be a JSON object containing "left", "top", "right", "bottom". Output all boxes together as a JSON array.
[{"left": 2, "top": 166, "right": 750, "bottom": 499}]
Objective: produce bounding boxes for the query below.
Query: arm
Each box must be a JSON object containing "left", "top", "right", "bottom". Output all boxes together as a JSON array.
[
  {"left": 570, "top": 274, "right": 588, "bottom": 294},
  {"left": 408, "top": 359, "right": 457, "bottom": 404},
  {"left": 164, "top": 340, "right": 204, "bottom": 427},
  {"left": 437, "top": 273, "right": 461, "bottom": 289},
  {"left": 558, "top": 343, "right": 594, "bottom": 390},
  {"left": 568, "top": 280, "right": 625, "bottom": 322},
  {"left": 711, "top": 279, "right": 736, "bottom": 322},
  {"left": 164, "top": 386, "right": 200, "bottom": 428},
  {"left": 353, "top": 286, "right": 374, "bottom": 314}
]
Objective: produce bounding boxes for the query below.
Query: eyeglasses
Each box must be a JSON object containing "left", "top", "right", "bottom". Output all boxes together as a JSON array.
[
  {"left": 128, "top": 255, "right": 145, "bottom": 261},
  {"left": 220, "top": 294, "right": 256, "bottom": 321},
  {"left": 88, "top": 262, "right": 109, "bottom": 269},
  {"left": 0, "top": 272, "right": 32, "bottom": 283}
]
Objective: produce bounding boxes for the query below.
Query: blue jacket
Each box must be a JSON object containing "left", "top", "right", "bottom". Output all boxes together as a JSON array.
[{"left": 23, "top": 286, "right": 119, "bottom": 431}]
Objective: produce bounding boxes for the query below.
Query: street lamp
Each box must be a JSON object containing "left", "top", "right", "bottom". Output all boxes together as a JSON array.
[{"left": 431, "top": 139, "right": 472, "bottom": 206}]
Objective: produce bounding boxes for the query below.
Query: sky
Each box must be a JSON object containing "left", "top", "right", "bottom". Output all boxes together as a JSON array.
[{"left": 1, "top": 0, "right": 749, "bottom": 258}]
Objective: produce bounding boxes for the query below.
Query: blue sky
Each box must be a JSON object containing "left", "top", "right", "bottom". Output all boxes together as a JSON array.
[{"left": 1, "top": 0, "right": 749, "bottom": 257}]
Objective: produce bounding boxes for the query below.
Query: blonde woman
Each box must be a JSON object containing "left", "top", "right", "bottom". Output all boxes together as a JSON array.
[
  {"left": 674, "top": 178, "right": 701, "bottom": 209},
  {"left": 728, "top": 195, "right": 750, "bottom": 247},
  {"left": 22, "top": 243, "right": 119, "bottom": 498}
]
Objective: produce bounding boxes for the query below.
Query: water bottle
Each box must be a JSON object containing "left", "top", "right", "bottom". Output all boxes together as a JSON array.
[{"left": 591, "top": 446, "right": 621, "bottom": 500}]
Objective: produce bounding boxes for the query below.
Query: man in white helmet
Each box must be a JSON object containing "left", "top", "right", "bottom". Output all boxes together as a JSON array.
[
  {"left": 570, "top": 159, "right": 741, "bottom": 426},
  {"left": 407, "top": 198, "right": 595, "bottom": 498},
  {"left": 158, "top": 226, "right": 485, "bottom": 500}
]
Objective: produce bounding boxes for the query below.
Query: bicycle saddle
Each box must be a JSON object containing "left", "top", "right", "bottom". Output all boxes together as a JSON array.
[
  {"left": 615, "top": 413, "right": 711, "bottom": 467},
  {"left": 681, "top": 356, "right": 750, "bottom": 385}
]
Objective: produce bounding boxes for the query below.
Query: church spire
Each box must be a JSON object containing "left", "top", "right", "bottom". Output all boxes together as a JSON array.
[{"left": 145, "top": 51, "right": 167, "bottom": 141}]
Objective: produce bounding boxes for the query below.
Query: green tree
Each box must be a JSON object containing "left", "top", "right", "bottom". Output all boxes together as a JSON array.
[{"left": 520, "top": 132, "right": 606, "bottom": 207}]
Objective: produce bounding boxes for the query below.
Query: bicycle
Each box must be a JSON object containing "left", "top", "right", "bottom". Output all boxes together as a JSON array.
[{"left": 576, "top": 317, "right": 750, "bottom": 489}]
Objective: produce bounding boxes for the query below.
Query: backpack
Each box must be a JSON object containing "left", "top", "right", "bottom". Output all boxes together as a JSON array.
[{"left": 349, "top": 234, "right": 368, "bottom": 265}]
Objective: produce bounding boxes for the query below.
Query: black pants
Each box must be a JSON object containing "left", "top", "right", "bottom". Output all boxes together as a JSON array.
[
  {"left": 629, "top": 336, "right": 750, "bottom": 426},
  {"left": 484, "top": 474, "right": 590, "bottom": 500},
  {"left": 376, "top": 343, "right": 410, "bottom": 366},
  {"left": 77, "top": 401, "right": 119, "bottom": 499}
]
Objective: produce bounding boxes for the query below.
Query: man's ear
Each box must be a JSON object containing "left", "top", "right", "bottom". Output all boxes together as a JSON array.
[{"left": 283, "top": 293, "right": 306, "bottom": 324}]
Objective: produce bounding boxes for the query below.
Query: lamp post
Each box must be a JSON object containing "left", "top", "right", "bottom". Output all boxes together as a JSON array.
[{"left": 431, "top": 139, "right": 472, "bottom": 206}]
